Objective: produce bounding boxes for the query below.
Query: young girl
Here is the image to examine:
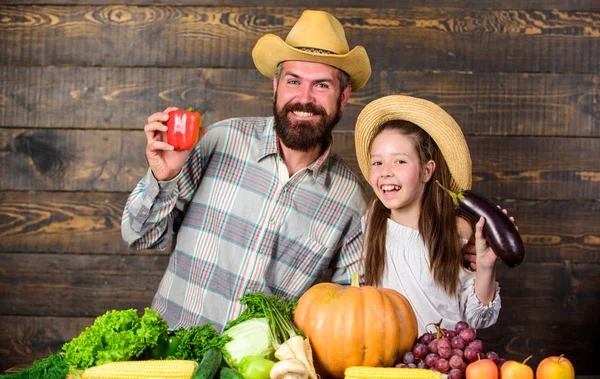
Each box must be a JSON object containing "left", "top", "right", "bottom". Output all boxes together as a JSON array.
[{"left": 354, "top": 95, "right": 501, "bottom": 335}]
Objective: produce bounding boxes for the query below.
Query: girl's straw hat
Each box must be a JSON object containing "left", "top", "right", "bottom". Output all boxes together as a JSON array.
[
  {"left": 252, "top": 10, "right": 371, "bottom": 90},
  {"left": 355, "top": 95, "right": 472, "bottom": 192}
]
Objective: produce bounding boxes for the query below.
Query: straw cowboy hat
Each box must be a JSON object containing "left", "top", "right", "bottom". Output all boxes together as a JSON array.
[
  {"left": 355, "top": 95, "right": 472, "bottom": 192},
  {"left": 252, "top": 10, "right": 371, "bottom": 90}
]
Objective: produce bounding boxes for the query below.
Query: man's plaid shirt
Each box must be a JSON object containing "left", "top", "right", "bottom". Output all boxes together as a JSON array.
[{"left": 122, "top": 116, "right": 366, "bottom": 331}]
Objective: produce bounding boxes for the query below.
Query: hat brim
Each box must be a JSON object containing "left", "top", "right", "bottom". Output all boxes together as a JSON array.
[
  {"left": 355, "top": 95, "right": 472, "bottom": 192},
  {"left": 252, "top": 34, "right": 371, "bottom": 91}
]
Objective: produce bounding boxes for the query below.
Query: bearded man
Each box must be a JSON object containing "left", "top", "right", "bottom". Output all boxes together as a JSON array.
[{"left": 121, "top": 10, "right": 371, "bottom": 331}]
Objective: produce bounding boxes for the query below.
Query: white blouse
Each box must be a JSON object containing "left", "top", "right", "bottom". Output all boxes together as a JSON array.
[{"left": 365, "top": 217, "right": 501, "bottom": 336}]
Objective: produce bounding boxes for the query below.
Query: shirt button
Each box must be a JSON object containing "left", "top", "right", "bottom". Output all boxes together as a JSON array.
[{"left": 269, "top": 218, "right": 275, "bottom": 224}]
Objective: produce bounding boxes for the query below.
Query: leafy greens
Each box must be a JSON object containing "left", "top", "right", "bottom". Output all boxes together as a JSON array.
[
  {"left": 172, "top": 323, "right": 231, "bottom": 362},
  {"left": 225, "top": 293, "right": 303, "bottom": 349},
  {"left": 62, "top": 308, "right": 168, "bottom": 369}
]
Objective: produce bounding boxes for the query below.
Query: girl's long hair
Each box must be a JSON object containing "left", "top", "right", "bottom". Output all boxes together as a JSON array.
[{"left": 363, "top": 120, "right": 463, "bottom": 295}]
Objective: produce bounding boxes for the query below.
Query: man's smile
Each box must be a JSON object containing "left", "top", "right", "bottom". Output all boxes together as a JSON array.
[{"left": 291, "top": 110, "right": 316, "bottom": 118}]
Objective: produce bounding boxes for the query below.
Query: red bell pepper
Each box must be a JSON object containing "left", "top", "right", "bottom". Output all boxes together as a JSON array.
[{"left": 166, "top": 107, "right": 202, "bottom": 151}]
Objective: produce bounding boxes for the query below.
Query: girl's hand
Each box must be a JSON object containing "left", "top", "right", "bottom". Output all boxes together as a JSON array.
[
  {"left": 457, "top": 216, "right": 477, "bottom": 271},
  {"left": 475, "top": 217, "right": 498, "bottom": 271},
  {"left": 462, "top": 206, "right": 517, "bottom": 271}
]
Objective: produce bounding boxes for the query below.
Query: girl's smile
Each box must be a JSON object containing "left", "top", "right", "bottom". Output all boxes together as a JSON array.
[
  {"left": 369, "top": 129, "right": 435, "bottom": 227},
  {"left": 379, "top": 184, "right": 402, "bottom": 198}
]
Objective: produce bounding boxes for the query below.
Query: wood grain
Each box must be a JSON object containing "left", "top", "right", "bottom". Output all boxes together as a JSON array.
[
  {"left": 0, "top": 253, "right": 166, "bottom": 316},
  {"left": 0, "top": 315, "right": 95, "bottom": 372},
  {"left": 1, "top": 66, "right": 598, "bottom": 137},
  {"left": 1, "top": 192, "right": 599, "bottom": 262},
  {"left": 1, "top": 129, "right": 598, "bottom": 199},
  {"left": 494, "top": 262, "right": 600, "bottom": 326},
  {"left": 1, "top": 6, "right": 598, "bottom": 72},
  {"left": 0, "top": 191, "right": 170, "bottom": 255},
  {"left": 2, "top": 251, "right": 597, "bottom": 324},
  {"left": 1, "top": 0, "right": 598, "bottom": 11}
]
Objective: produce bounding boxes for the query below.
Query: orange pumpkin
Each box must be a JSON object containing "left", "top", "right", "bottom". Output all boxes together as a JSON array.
[{"left": 294, "top": 273, "right": 418, "bottom": 379}]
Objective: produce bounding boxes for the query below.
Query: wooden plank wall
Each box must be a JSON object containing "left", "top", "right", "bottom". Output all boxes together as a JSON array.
[{"left": 1, "top": 1, "right": 599, "bottom": 375}]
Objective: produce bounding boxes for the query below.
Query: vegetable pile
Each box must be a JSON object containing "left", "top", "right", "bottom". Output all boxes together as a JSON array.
[{"left": 6, "top": 293, "right": 317, "bottom": 379}]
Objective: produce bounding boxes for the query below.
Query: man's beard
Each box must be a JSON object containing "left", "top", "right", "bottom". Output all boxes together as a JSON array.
[{"left": 273, "top": 93, "right": 343, "bottom": 152}]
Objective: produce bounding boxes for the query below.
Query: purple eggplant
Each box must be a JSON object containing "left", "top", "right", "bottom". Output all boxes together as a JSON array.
[{"left": 436, "top": 181, "right": 524, "bottom": 268}]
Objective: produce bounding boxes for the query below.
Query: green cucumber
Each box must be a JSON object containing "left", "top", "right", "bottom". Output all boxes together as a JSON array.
[
  {"left": 219, "top": 367, "right": 244, "bottom": 379},
  {"left": 193, "top": 347, "right": 222, "bottom": 379}
]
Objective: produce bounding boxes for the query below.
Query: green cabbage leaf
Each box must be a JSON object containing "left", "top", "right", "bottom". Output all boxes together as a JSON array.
[{"left": 222, "top": 318, "right": 274, "bottom": 369}]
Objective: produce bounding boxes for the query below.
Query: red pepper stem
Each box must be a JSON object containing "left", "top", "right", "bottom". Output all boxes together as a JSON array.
[{"left": 186, "top": 107, "right": 194, "bottom": 112}]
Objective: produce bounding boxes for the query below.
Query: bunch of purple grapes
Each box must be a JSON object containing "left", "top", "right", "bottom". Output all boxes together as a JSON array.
[{"left": 395, "top": 321, "right": 506, "bottom": 379}]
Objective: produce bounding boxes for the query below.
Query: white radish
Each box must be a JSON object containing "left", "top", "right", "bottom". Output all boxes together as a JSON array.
[
  {"left": 275, "top": 335, "right": 318, "bottom": 379},
  {"left": 270, "top": 358, "right": 309, "bottom": 379}
]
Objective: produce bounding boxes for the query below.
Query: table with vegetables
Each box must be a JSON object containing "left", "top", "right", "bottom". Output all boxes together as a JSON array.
[
  {"left": 2, "top": 191, "right": 582, "bottom": 379},
  {"left": 1, "top": 278, "right": 581, "bottom": 379}
]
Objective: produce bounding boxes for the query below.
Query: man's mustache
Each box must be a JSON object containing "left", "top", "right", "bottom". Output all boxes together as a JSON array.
[{"left": 282, "top": 102, "right": 327, "bottom": 117}]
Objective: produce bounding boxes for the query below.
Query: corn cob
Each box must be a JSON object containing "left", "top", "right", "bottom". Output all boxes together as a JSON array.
[
  {"left": 345, "top": 366, "right": 447, "bottom": 379},
  {"left": 80, "top": 359, "right": 198, "bottom": 379}
]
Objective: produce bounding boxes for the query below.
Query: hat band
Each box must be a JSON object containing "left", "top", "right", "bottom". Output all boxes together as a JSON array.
[{"left": 297, "top": 47, "right": 334, "bottom": 55}]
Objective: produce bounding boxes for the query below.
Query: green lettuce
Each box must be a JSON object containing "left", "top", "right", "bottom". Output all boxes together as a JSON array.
[{"left": 62, "top": 308, "right": 168, "bottom": 369}]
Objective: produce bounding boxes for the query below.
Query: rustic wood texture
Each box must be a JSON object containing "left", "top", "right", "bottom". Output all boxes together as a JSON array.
[
  {"left": 1, "top": 6, "right": 599, "bottom": 73},
  {"left": 1, "top": 0, "right": 599, "bottom": 376},
  {"left": 0, "top": 253, "right": 166, "bottom": 316},
  {"left": 1, "top": 192, "right": 598, "bottom": 262},
  {"left": 1, "top": 66, "right": 598, "bottom": 137},
  {"left": 0, "top": 316, "right": 95, "bottom": 370},
  {"left": 2, "top": 255, "right": 598, "bottom": 322},
  {"left": 0, "top": 191, "right": 170, "bottom": 255},
  {"left": 1, "top": 129, "right": 598, "bottom": 200},
  {"left": 1, "top": 0, "right": 599, "bottom": 12}
]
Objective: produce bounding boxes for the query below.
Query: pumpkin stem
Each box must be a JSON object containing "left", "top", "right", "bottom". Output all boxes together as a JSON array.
[
  {"left": 351, "top": 272, "right": 360, "bottom": 287},
  {"left": 558, "top": 354, "right": 564, "bottom": 363},
  {"left": 522, "top": 355, "right": 533, "bottom": 365}
]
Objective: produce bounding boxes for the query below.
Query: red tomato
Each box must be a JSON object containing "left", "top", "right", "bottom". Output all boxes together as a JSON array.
[{"left": 167, "top": 108, "right": 202, "bottom": 150}]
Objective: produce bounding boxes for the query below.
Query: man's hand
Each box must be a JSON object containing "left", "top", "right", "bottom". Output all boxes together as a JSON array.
[{"left": 144, "top": 107, "right": 206, "bottom": 181}]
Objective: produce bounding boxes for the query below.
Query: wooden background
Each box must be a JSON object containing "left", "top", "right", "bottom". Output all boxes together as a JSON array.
[{"left": 1, "top": 0, "right": 599, "bottom": 375}]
